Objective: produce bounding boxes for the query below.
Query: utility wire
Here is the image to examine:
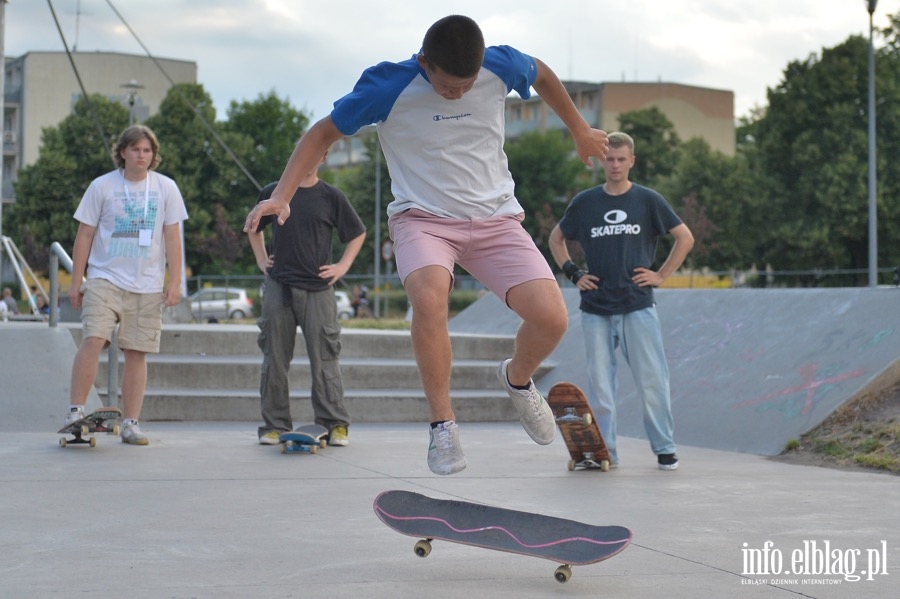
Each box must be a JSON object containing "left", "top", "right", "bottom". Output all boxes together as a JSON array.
[
  {"left": 103, "top": 0, "right": 262, "bottom": 191},
  {"left": 45, "top": 0, "right": 115, "bottom": 168}
]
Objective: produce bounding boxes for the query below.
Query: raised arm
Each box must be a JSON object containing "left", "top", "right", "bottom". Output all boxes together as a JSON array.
[
  {"left": 532, "top": 58, "right": 608, "bottom": 166},
  {"left": 243, "top": 117, "right": 345, "bottom": 231}
]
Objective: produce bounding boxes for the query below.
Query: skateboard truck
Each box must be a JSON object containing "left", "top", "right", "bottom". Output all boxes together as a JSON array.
[
  {"left": 411, "top": 536, "right": 574, "bottom": 582},
  {"left": 57, "top": 408, "right": 122, "bottom": 448},
  {"left": 556, "top": 406, "right": 592, "bottom": 426}
]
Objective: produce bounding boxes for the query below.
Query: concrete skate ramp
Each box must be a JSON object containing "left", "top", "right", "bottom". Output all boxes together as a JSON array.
[
  {"left": 450, "top": 287, "right": 900, "bottom": 455},
  {"left": 0, "top": 323, "right": 102, "bottom": 432}
]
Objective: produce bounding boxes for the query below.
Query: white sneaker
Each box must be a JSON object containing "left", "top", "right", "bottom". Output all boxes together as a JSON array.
[
  {"left": 497, "top": 359, "right": 555, "bottom": 445},
  {"left": 64, "top": 406, "right": 85, "bottom": 426},
  {"left": 427, "top": 421, "right": 466, "bottom": 475},
  {"left": 121, "top": 421, "right": 149, "bottom": 446}
]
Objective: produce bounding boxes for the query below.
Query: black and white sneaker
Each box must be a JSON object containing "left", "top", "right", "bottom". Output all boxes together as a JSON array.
[{"left": 657, "top": 453, "right": 679, "bottom": 471}]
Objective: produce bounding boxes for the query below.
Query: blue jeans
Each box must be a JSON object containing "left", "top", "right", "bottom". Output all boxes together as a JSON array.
[{"left": 581, "top": 307, "right": 676, "bottom": 463}]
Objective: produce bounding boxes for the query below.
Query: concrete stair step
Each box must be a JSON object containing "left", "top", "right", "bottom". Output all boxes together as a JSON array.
[
  {"left": 75, "top": 323, "right": 550, "bottom": 423},
  {"left": 71, "top": 325, "right": 516, "bottom": 360},
  {"left": 96, "top": 388, "right": 522, "bottom": 423},
  {"left": 96, "top": 357, "right": 550, "bottom": 391}
]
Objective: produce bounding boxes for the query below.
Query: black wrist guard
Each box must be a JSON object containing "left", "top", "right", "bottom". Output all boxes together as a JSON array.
[{"left": 562, "top": 260, "right": 585, "bottom": 284}]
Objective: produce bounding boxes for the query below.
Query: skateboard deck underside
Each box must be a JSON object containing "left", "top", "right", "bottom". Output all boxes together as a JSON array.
[
  {"left": 547, "top": 383, "right": 611, "bottom": 467},
  {"left": 58, "top": 408, "right": 122, "bottom": 447},
  {"left": 57, "top": 408, "right": 122, "bottom": 435},
  {"left": 374, "top": 490, "right": 631, "bottom": 565}
]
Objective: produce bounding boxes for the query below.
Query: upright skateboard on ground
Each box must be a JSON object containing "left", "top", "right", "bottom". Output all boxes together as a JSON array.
[
  {"left": 57, "top": 407, "right": 122, "bottom": 448},
  {"left": 373, "top": 490, "right": 631, "bottom": 583},
  {"left": 279, "top": 424, "right": 328, "bottom": 454},
  {"left": 547, "top": 382, "right": 612, "bottom": 471}
]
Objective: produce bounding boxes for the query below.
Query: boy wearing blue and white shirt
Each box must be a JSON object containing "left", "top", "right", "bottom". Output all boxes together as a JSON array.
[
  {"left": 66, "top": 125, "right": 188, "bottom": 445},
  {"left": 245, "top": 15, "right": 610, "bottom": 475}
]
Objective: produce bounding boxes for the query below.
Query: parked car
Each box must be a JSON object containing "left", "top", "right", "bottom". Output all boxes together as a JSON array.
[
  {"left": 258, "top": 285, "right": 355, "bottom": 320},
  {"left": 335, "top": 290, "right": 354, "bottom": 320},
  {"left": 189, "top": 287, "right": 254, "bottom": 320}
]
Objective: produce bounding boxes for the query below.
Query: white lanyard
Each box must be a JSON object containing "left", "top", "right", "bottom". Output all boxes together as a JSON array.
[
  {"left": 122, "top": 170, "right": 151, "bottom": 219},
  {"left": 122, "top": 171, "right": 153, "bottom": 246}
]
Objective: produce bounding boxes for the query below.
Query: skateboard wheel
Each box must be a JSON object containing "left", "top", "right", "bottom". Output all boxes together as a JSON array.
[
  {"left": 309, "top": 445, "right": 318, "bottom": 455},
  {"left": 280, "top": 443, "right": 288, "bottom": 454},
  {"left": 601, "top": 460, "right": 610, "bottom": 472},
  {"left": 81, "top": 425, "right": 90, "bottom": 437},
  {"left": 414, "top": 539, "right": 432, "bottom": 558},
  {"left": 319, "top": 439, "right": 327, "bottom": 448},
  {"left": 567, "top": 459, "right": 576, "bottom": 472},
  {"left": 554, "top": 565, "right": 572, "bottom": 583},
  {"left": 111, "top": 425, "right": 121, "bottom": 436},
  {"left": 89, "top": 437, "right": 97, "bottom": 448},
  {"left": 583, "top": 413, "right": 592, "bottom": 426},
  {"left": 59, "top": 437, "right": 67, "bottom": 448}
]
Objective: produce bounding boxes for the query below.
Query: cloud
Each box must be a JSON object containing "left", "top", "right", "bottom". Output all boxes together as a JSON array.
[{"left": 5, "top": 0, "right": 895, "bottom": 121}]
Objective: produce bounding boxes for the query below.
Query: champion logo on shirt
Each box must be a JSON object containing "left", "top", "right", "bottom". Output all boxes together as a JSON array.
[{"left": 432, "top": 112, "right": 473, "bottom": 122}]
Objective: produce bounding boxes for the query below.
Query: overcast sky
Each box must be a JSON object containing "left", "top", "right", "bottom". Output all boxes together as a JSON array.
[{"left": 5, "top": 0, "right": 897, "bottom": 122}]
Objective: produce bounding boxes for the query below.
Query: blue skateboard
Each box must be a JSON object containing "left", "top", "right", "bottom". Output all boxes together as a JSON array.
[{"left": 279, "top": 424, "right": 328, "bottom": 454}]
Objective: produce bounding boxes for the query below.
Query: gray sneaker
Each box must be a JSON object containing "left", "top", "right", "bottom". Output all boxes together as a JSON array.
[
  {"left": 497, "top": 359, "right": 555, "bottom": 445},
  {"left": 427, "top": 421, "right": 466, "bottom": 475},
  {"left": 121, "top": 421, "right": 149, "bottom": 446}
]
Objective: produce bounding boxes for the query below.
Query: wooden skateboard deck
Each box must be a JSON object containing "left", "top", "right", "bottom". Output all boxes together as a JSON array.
[
  {"left": 547, "top": 382, "right": 612, "bottom": 471},
  {"left": 57, "top": 407, "right": 122, "bottom": 448},
  {"left": 374, "top": 490, "right": 631, "bottom": 583},
  {"left": 279, "top": 424, "right": 328, "bottom": 454}
]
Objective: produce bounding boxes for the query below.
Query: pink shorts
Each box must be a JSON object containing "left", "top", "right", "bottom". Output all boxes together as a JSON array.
[{"left": 388, "top": 209, "right": 554, "bottom": 302}]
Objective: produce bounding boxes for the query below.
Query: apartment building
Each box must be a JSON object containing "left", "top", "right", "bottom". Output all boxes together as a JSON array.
[{"left": 2, "top": 51, "right": 197, "bottom": 203}]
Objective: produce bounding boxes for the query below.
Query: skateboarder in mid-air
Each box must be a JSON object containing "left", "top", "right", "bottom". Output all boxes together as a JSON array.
[{"left": 244, "top": 15, "right": 610, "bottom": 475}]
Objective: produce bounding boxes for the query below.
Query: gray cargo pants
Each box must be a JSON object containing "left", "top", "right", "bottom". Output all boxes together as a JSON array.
[{"left": 257, "top": 277, "right": 350, "bottom": 435}]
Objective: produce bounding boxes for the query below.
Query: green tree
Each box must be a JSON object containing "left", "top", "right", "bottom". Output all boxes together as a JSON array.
[
  {"left": 747, "top": 29, "right": 900, "bottom": 283},
  {"left": 223, "top": 90, "right": 311, "bottom": 188},
  {"left": 505, "top": 130, "right": 585, "bottom": 264},
  {"left": 656, "top": 138, "right": 760, "bottom": 271},
  {"left": 333, "top": 134, "right": 393, "bottom": 277},
  {"left": 617, "top": 107, "right": 681, "bottom": 187},
  {"left": 7, "top": 95, "right": 128, "bottom": 270},
  {"left": 144, "top": 83, "right": 258, "bottom": 275}
]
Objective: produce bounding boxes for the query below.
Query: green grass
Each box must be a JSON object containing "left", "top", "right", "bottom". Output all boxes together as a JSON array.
[{"left": 787, "top": 416, "right": 900, "bottom": 473}]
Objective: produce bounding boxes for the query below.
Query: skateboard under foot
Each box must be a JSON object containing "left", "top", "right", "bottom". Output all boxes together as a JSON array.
[{"left": 57, "top": 407, "right": 122, "bottom": 448}]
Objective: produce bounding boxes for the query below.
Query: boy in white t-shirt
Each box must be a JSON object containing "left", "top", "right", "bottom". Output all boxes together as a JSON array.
[{"left": 65, "top": 125, "right": 188, "bottom": 445}]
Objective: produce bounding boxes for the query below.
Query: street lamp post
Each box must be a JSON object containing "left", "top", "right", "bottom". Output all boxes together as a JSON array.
[
  {"left": 121, "top": 79, "right": 144, "bottom": 125},
  {"left": 866, "top": 0, "right": 878, "bottom": 287}
]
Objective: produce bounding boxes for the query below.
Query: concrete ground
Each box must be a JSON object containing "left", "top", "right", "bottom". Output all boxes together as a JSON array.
[{"left": 1, "top": 422, "right": 895, "bottom": 598}]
